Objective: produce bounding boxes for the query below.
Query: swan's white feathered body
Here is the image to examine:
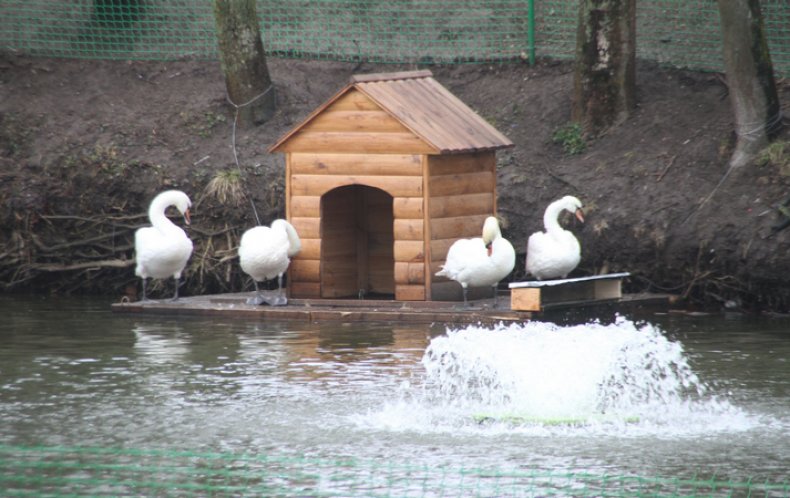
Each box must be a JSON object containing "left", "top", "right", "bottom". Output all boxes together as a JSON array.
[
  {"left": 239, "top": 219, "right": 301, "bottom": 298},
  {"left": 134, "top": 190, "right": 193, "bottom": 300},
  {"left": 436, "top": 216, "right": 515, "bottom": 306},
  {"left": 526, "top": 195, "right": 584, "bottom": 280}
]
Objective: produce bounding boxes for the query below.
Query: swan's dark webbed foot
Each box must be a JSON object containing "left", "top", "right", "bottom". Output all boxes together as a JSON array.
[
  {"left": 247, "top": 290, "right": 288, "bottom": 306},
  {"left": 246, "top": 294, "right": 264, "bottom": 305}
]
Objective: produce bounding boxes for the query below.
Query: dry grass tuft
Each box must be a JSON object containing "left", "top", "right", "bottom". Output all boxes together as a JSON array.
[{"left": 204, "top": 169, "right": 245, "bottom": 205}]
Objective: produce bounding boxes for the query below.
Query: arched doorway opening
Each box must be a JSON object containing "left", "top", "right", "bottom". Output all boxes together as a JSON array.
[{"left": 320, "top": 185, "right": 394, "bottom": 299}]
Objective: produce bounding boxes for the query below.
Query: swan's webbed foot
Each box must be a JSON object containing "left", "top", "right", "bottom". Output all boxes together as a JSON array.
[
  {"left": 266, "top": 293, "right": 288, "bottom": 306},
  {"left": 247, "top": 289, "right": 288, "bottom": 306},
  {"left": 246, "top": 294, "right": 265, "bottom": 305},
  {"left": 246, "top": 281, "right": 263, "bottom": 305}
]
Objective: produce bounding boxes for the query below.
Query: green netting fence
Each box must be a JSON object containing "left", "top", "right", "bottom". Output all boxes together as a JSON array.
[
  {"left": 0, "top": 1, "right": 789, "bottom": 76},
  {"left": 1, "top": 445, "right": 788, "bottom": 497}
]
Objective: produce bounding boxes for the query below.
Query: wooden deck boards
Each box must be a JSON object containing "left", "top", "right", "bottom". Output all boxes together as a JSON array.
[
  {"left": 111, "top": 290, "right": 670, "bottom": 324},
  {"left": 111, "top": 292, "right": 532, "bottom": 324}
]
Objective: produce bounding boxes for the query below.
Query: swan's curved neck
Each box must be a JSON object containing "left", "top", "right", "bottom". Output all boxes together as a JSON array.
[
  {"left": 149, "top": 197, "right": 179, "bottom": 232},
  {"left": 274, "top": 219, "right": 302, "bottom": 256},
  {"left": 482, "top": 218, "right": 501, "bottom": 245},
  {"left": 285, "top": 223, "right": 301, "bottom": 256},
  {"left": 543, "top": 201, "right": 566, "bottom": 233}
]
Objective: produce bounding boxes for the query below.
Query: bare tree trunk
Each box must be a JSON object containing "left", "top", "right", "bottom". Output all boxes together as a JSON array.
[
  {"left": 717, "top": 0, "right": 782, "bottom": 169},
  {"left": 213, "top": 0, "right": 275, "bottom": 127},
  {"left": 572, "top": 0, "right": 636, "bottom": 135}
]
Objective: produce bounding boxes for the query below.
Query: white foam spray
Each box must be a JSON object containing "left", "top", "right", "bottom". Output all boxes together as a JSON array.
[{"left": 359, "top": 317, "right": 754, "bottom": 435}]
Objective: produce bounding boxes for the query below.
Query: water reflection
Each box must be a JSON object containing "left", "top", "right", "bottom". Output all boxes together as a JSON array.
[{"left": 279, "top": 323, "right": 433, "bottom": 384}]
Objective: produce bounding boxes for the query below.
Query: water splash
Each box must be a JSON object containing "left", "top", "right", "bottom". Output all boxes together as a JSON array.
[{"left": 361, "top": 317, "right": 754, "bottom": 435}]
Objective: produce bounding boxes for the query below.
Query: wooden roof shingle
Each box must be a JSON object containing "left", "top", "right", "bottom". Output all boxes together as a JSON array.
[{"left": 269, "top": 70, "right": 513, "bottom": 154}]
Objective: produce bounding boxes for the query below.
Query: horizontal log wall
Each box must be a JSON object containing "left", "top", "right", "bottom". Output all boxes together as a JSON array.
[
  {"left": 288, "top": 205, "right": 321, "bottom": 297},
  {"left": 290, "top": 174, "right": 423, "bottom": 198},
  {"left": 286, "top": 148, "right": 428, "bottom": 300},
  {"left": 281, "top": 132, "right": 436, "bottom": 155},
  {"left": 291, "top": 153, "right": 423, "bottom": 177},
  {"left": 428, "top": 152, "right": 497, "bottom": 301},
  {"left": 276, "top": 90, "right": 438, "bottom": 155}
]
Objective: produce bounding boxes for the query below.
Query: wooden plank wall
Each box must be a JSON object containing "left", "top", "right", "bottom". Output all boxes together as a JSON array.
[
  {"left": 277, "top": 91, "right": 438, "bottom": 155},
  {"left": 427, "top": 152, "right": 497, "bottom": 301},
  {"left": 287, "top": 151, "right": 427, "bottom": 300},
  {"left": 285, "top": 90, "right": 431, "bottom": 300}
]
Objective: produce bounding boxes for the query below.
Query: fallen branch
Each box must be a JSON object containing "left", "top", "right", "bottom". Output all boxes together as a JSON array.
[
  {"left": 29, "top": 259, "right": 135, "bottom": 272},
  {"left": 655, "top": 154, "right": 677, "bottom": 182},
  {"left": 31, "top": 231, "right": 131, "bottom": 253},
  {"left": 41, "top": 213, "right": 147, "bottom": 222}
]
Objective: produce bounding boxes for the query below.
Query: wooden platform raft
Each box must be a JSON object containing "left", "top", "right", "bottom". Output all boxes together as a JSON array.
[
  {"left": 111, "top": 274, "right": 668, "bottom": 324},
  {"left": 111, "top": 293, "right": 532, "bottom": 325}
]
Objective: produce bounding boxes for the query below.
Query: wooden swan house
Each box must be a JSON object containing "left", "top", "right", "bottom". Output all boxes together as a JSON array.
[{"left": 269, "top": 70, "right": 513, "bottom": 302}]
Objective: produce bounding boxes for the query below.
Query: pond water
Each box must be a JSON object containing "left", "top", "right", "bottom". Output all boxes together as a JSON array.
[{"left": 0, "top": 295, "right": 788, "bottom": 495}]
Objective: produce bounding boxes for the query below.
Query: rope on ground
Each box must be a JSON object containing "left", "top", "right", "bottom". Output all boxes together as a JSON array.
[
  {"left": 735, "top": 111, "right": 784, "bottom": 141},
  {"left": 682, "top": 110, "right": 785, "bottom": 224},
  {"left": 225, "top": 85, "right": 274, "bottom": 227}
]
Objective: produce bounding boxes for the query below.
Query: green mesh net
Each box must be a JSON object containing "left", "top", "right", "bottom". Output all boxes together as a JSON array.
[
  {"left": 0, "top": 1, "right": 788, "bottom": 76},
  {"left": 1, "top": 445, "right": 788, "bottom": 497}
]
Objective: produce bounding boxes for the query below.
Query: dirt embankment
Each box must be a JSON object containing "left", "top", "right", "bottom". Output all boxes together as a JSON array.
[{"left": 2, "top": 53, "right": 790, "bottom": 311}]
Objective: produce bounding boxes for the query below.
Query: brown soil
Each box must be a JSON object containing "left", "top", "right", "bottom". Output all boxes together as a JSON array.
[{"left": 2, "top": 53, "right": 790, "bottom": 311}]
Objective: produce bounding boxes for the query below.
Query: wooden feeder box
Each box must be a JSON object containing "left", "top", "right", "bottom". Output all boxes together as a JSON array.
[
  {"left": 268, "top": 70, "right": 513, "bottom": 301},
  {"left": 509, "top": 273, "right": 631, "bottom": 311}
]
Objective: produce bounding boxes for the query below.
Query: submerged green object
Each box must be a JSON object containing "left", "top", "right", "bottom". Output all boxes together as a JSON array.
[{"left": 473, "top": 413, "right": 640, "bottom": 426}]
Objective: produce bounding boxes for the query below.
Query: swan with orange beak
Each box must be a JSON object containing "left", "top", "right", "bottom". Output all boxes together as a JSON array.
[
  {"left": 526, "top": 195, "right": 585, "bottom": 280},
  {"left": 436, "top": 216, "right": 516, "bottom": 308},
  {"left": 134, "top": 190, "right": 194, "bottom": 301}
]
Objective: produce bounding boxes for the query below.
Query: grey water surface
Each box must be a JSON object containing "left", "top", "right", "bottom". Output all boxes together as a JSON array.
[{"left": 0, "top": 294, "right": 788, "bottom": 484}]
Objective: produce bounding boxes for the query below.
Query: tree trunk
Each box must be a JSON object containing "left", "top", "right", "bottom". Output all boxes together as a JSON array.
[
  {"left": 572, "top": 0, "right": 636, "bottom": 135},
  {"left": 717, "top": 0, "right": 782, "bottom": 169},
  {"left": 213, "top": 0, "right": 275, "bottom": 127}
]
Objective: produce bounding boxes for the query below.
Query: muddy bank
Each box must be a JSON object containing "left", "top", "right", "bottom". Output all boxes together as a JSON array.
[{"left": 1, "top": 53, "right": 790, "bottom": 311}]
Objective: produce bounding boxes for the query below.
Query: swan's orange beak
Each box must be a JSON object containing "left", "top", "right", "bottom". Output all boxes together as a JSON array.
[
  {"left": 183, "top": 209, "right": 191, "bottom": 226},
  {"left": 486, "top": 242, "right": 493, "bottom": 256},
  {"left": 575, "top": 208, "right": 585, "bottom": 223}
]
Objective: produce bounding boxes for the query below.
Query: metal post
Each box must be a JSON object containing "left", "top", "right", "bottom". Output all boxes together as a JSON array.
[{"left": 528, "top": 0, "right": 536, "bottom": 65}]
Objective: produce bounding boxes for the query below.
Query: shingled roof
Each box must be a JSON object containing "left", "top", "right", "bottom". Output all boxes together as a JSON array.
[{"left": 268, "top": 70, "right": 513, "bottom": 154}]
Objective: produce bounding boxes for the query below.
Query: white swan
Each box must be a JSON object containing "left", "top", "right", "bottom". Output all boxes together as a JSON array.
[
  {"left": 134, "top": 190, "right": 193, "bottom": 301},
  {"left": 526, "top": 195, "right": 585, "bottom": 280},
  {"left": 239, "top": 219, "right": 301, "bottom": 305},
  {"left": 435, "top": 216, "right": 516, "bottom": 308}
]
